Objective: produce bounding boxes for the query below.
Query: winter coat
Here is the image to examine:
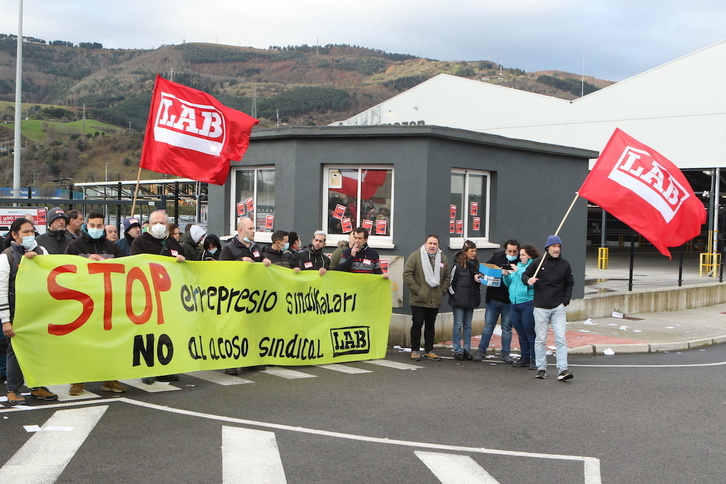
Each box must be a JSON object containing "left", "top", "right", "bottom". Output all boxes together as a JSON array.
[
  {"left": 448, "top": 260, "right": 481, "bottom": 309},
  {"left": 522, "top": 254, "right": 574, "bottom": 309},
  {"left": 502, "top": 259, "right": 534, "bottom": 304},
  {"left": 403, "top": 249, "right": 450, "bottom": 308}
]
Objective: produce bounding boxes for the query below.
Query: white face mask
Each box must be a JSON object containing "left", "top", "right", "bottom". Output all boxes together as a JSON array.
[
  {"left": 21, "top": 235, "right": 37, "bottom": 250},
  {"left": 150, "top": 223, "right": 168, "bottom": 240}
]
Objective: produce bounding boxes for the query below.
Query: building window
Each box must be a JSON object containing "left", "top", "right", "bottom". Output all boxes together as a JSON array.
[
  {"left": 231, "top": 166, "right": 275, "bottom": 236},
  {"left": 450, "top": 169, "right": 490, "bottom": 245},
  {"left": 323, "top": 166, "right": 393, "bottom": 245}
]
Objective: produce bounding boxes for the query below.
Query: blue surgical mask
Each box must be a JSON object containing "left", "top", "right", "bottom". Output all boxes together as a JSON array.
[
  {"left": 21, "top": 235, "right": 36, "bottom": 250},
  {"left": 88, "top": 228, "right": 104, "bottom": 240},
  {"left": 243, "top": 236, "right": 253, "bottom": 243},
  {"left": 282, "top": 243, "right": 289, "bottom": 251},
  {"left": 506, "top": 254, "right": 518, "bottom": 262},
  {"left": 209, "top": 247, "right": 218, "bottom": 255}
]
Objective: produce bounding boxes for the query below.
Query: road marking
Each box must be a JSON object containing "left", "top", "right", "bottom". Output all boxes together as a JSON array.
[
  {"left": 362, "top": 359, "right": 424, "bottom": 370},
  {"left": 222, "top": 426, "right": 287, "bottom": 483},
  {"left": 262, "top": 367, "right": 317, "bottom": 379},
  {"left": 318, "top": 364, "right": 373, "bottom": 374},
  {"left": 0, "top": 406, "right": 108, "bottom": 481},
  {"left": 415, "top": 451, "right": 500, "bottom": 483},
  {"left": 121, "top": 379, "right": 183, "bottom": 392},
  {"left": 569, "top": 360, "right": 726, "bottom": 368},
  {"left": 190, "top": 370, "right": 255, "bottom": 385},
  {"left": 46, "top": 385, "right": 101, "bottom": 401}
]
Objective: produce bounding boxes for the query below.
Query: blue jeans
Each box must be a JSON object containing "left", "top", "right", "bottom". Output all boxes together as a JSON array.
[
  {"left": 510, "top": 300, "right": 535, "bottom": 360},
  {"left": 533, "top": 305, "right": 568, "bottom": 372},
  {"left": 478, "top": 299, "right": 512, "bottom": 354},
  {"left": 0, "top": 333, "right": 7, "bottom": 378},
  {"left": 451, "top": 307, "right": 473, "bottom": 354}
]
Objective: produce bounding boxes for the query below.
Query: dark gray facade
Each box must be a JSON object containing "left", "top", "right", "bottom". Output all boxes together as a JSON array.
[{"left": 208, "top": 125, "right": 597, "bottom": 311}]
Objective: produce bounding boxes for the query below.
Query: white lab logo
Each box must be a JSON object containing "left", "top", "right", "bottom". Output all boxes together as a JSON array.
[
  {"left": 153, "top": 92, "right": 226, "bottom": 156},
  {"left": 607, "top": 146, "right": 689, "bottom": 223}
]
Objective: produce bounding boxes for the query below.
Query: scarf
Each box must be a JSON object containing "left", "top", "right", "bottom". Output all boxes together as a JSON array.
[{"left": 420, "top": 245, "right": 441, "bottom": 288}]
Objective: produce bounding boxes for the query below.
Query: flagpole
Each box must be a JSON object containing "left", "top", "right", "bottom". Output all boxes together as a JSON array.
[
  {"left": 130, "top": 165, "right": 142, "bottom": 218},
  {"left": 532, "top": 192, "right": 581, "bottom": 277}
]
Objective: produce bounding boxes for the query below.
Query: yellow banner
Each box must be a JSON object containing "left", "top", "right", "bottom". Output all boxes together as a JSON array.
[{"left": 12, "top": 255, "right": 391, "bottom": 387}]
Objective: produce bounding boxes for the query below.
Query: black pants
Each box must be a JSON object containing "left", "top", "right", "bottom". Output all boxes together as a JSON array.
[{"left": 410, "top": 306, "right": 439, "bottom": 353}]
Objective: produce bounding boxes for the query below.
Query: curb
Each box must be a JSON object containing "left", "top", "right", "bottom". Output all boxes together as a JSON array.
[{"left": 569, "top": 334, "right": 726, "bottom": 355}]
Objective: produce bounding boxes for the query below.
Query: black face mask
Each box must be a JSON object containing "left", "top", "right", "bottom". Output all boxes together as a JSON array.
[{"left": 48, "top": 228, "right": 66, "bottom": 238}]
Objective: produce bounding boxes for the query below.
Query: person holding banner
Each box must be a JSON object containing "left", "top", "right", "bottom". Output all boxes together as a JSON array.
[
  {"left": 130, "top": 211, "right": 186, "bottom": 384},
  {"left": 65, "top": 211, "right": 125, "bottom": 396},
  {"left": 448, "top": 240, "right": 483, "bottom": 361},
  {"left": 403, "top": 235, "right": 450, "bottom": 361},
  {"left": 523, "top": 235, "right": 574, "bottom": 381},
  {"left": 291, "top": 231, "right": 330, "bottom": 275},
  {"left": 220, "top": 218, "right": 271, "bottom": 265},
  {"left": 1, "top": 218, "right": 58, "bottom": 405},
  {"left": 263, "top": 230, "right": 292, "bottom": 268}
]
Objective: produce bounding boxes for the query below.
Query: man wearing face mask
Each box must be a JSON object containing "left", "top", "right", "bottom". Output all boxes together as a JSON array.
[
  {"left": 66, "top": 211, "right": 122, "bottom": 261},
  {"left": 262, "top": 230, "right": 291, "bottom": 268},
  {"left": 64, "top": 211, "right": 124, "bottom": 396},
  {"left": 35, "top": 207, "right": 73, "bottom": 255},
  {"left": 473, "top": 239, "right": 520, "bottom": 363},
  {"left": 220, "top": 218, "right": 272, "bottom": 265},
  {"left": 130, "top": 211, "right": 185, "bottom": 384}
]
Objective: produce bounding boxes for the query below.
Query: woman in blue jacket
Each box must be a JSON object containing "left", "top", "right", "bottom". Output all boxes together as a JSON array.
[
  {"left": 448, "top": 240, "right": 482, "bottom": 360},
  {"left": 503, "top": 244, "right": 540, "bottom": 369}
]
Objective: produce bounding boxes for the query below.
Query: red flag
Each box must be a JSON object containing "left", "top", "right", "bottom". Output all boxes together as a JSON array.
[
  {"left": 140, "top": 75, "right": 259, "bottom": 185},
  {"left": 579, "top": 128, "right": 706, "bottom": 258}
]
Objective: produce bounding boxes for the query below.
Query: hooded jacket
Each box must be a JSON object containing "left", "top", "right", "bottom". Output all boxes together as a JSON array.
[{"left": 290, "top": 244, "right": 330, "bottom": 271}]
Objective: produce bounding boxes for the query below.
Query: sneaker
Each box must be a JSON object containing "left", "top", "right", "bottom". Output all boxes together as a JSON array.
[
  {"left": 536, "top": 369, "right": 547, "bottom": 379},
  {"left": 7, "top": 390, "right": 26, "bottom": 405},
  {"left": 225, "top": 368, "right": 240, "bottom": 375},
  {"left": 30, "top": 387, "right": 58, "bottom": 401},
  {"left": 141, "top": 377, "right": 155, "bottom": 385},
  {"left": 453, "top": 352, "right": 464, "bottom": 361},
  {"left": 101, "top": 380, "right": 127, "bottom": 393},
  {"left": 423, "top": 351, "right": 442, "bottom": 361},
  {"left": 410, "top": 351, "right": 421, "bottom": 361},
  {"left": 463, "top": 350, "right": 473, "bottom": 361},
  {"left": 529, "top": 361, "right": 538, "bottom": 370},
  {"left": 503, "top": 354, "right": 514, "bottom": 364},
  {"left": 472, "top": 349, "right": 486, "bottom": 362},
  {"left": 69, "top": 383, "right": 85, "bottom": 396},
  {"left": 155, "top": 374, "right": 180, "bottom": 382},
  {"left": 558, "top": 370, "right": 574, "bottom": 381},
  {"left": 512, "top": 358, "right": 530, "bottom": 368}
]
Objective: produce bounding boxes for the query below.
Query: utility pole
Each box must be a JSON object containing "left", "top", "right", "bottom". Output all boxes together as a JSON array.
[{"left": 13, "top": 0, "right": 23, "bottom": 199}]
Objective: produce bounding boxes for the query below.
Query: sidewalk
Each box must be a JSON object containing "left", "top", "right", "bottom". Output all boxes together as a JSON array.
[{"left": 439, "top": 248, "right": 726, "bottom": 355}]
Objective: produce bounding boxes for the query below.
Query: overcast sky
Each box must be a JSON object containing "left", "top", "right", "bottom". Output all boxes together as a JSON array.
[{"left": 2, "top": 0, "right": 725, "bottom": 81}]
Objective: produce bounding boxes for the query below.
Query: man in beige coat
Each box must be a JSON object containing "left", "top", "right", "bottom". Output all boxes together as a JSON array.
[{"left": 403, "top": 235, "right": 451, "bottom": 361}]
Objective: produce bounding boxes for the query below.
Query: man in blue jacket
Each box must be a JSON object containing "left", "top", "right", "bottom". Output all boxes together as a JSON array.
[{"left": 523, "top": 235, "right": 574, "bottom": 381}]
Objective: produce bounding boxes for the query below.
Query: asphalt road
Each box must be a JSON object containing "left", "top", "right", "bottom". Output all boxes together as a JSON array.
[{"left": 1, "top": 345, "right": 725, "bottom": 483}]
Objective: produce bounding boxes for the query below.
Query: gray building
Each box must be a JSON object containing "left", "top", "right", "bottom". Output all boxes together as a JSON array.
[{"left": 207, "top": 125, "right": 596, "bottom": 340}]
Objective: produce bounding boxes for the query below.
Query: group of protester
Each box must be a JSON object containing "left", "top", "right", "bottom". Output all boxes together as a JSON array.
[
  {"left": 0, "top": 209, "right": 389, "bottom": 405},
  {"left": 403, "top": 235, "right": 575, "bottom": 381}
]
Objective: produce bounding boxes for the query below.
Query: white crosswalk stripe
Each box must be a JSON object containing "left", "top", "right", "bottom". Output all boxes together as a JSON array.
[
  {"left": 222, "top": 426, "right": 287, "bottom": 483},
  {"left": 46, "top": 384, "right": 102, "bottom": 401},
  {"left": 189, "top": 370, "right": 255, "bottom": 385},
  {"left": 317, "top": 364, "right": 373, "bottom": 374},
  {"left": 261, "top": 367, "right": 317, "bottom": 379},
  {"left": 415, "top": 451, "right": 502, "bottom": 483},
  {"left": 0, "top": 406, "right": 108, "bottom": 481},
  {"left": 362, "top": 359, "right": 424, "bottom": 370},
  {"left": 121, "top": 378, "right": 183, "bottom": 392}
]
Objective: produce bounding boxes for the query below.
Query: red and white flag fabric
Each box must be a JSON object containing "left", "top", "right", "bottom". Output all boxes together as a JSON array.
[
  {"left": 140, "top": 75, "right": 258, "bottom": 185},
  {"left": 579, "top": 128, "right": 706, "bottom": 258}
]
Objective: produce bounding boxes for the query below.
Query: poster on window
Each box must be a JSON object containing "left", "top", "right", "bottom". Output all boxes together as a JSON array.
[
  {"left": 329, "top": 169, "right": 343, "bottom": 189},
  {"left": 362, "top": 219, "right": 373, "bottom": 231},
  {"left": 449, "top": 220, "right": 455, "bottom": 234},
  {"left": 380, "top": 259, "right": 389, "bottom": 274},
  {"left": 455, "top": 220, "right": 463, "bottom": 234},
  {"left": 470, "top": 202, "right": 478, "bottom": 216},
  {"left": 236, "top": 202, "right": 246, "bottom": 217},
  {"left": 472, "top": 217, "right": 480, "bottom": 231},
  {"left": 341, "top": 217, "right": 353, "bottom": 233},
  {"left": 245, "top": 197, "right": 254, "bottom": 213},
  {"left": 375, "top": 219, "right": 387, "bottom": 235},
  {"left": 333, "top": 204, "right": 346, "bottom": 220},
  {"left": 265, "top": 214, "right": 275, "bottom": 230},
  {"left": 450, "top": 204, "right": 457, "bottom": 220}
]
